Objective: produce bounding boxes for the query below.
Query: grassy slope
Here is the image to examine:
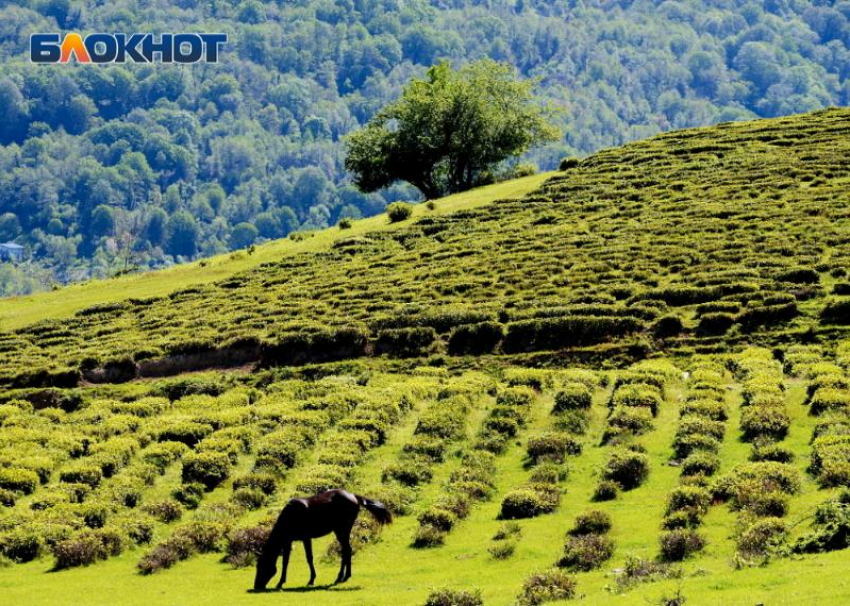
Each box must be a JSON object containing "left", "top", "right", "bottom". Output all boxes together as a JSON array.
[
  {"left": 5, "top": 111, "right": 850, "bottom": 605},
  {"left": 6, "top": 108, "right": 850, "bottom": 383},
  {"left": 1, "top": 374, "right": 847, "bottom": 606},
  {"left": 0, "top": 173, "right": 552, "bottom": 331}
]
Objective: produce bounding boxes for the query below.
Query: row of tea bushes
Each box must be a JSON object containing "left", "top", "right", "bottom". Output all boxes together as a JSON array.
[
  {"left": 732, "top": 348, "right": 790, "bottom": 444},
  {"left": 656, "top": 358, "right": 728, "bottom": 562},
  {"left": 499, "top": 371, "right": 597, "bottom": 521},
  {"left": 800, "top": 343, "right": 850, "bottom": 489},
  {"left": 593, "top": 360, "right": 679, "bottom": 501},
  {"left": 0, "top": 374, "right": 442, "bottom": 569},
  {"left": 713, "top": 349, "right": 799, "bottom": 565},
  {"left": 413, "top": 386, "right": 538, "bottom": 547},
  {"left": 558, "top": 510, "right": 615, "bottom": 572}
]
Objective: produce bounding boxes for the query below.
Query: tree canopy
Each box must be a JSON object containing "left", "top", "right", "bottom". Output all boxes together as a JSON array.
[
  {"left": 2, "top": 0, "right": 850, "bottom": 294},
  {"left": 345, "top": 60, "right": 559, "bottom": 199}
]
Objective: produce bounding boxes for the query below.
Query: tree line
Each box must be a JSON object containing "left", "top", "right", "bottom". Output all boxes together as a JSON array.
[{"left": 1, "top": 0, "right": 849, "bottom": 294}]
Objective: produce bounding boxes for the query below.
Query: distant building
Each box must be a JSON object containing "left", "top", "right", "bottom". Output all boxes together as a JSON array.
[{"left": 0, "top": 242, "right": 25, "bottom": 262}]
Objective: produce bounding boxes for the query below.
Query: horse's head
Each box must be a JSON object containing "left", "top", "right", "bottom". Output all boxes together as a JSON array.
[{"left": 253, "top": 552, "right": 277, "bottom": 591}]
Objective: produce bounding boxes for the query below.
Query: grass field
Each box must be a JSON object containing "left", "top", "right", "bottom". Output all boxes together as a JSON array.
[
  {"left": 3, "top": 110, "right": 850, "bottom": 606},
  {"left": 1, "top": 364, "right": 848, "bottom": 605}
]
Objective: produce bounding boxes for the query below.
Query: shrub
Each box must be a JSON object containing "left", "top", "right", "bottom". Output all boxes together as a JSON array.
[
  {"left": 740, "top": 407, "right": 790, "bottom": 442},
  {"left": 603, "top": 449, "right": 650, "bottom": 490},
  {"left": 0, "top": 468, "right": 39, "bottom": 494},
  {"left": 680, "top": 399, "right": 728, "bottom": 421},
  {"left": 672, "top": 432, "right": 720, "bottom": 459},
  {"left": 558, "top": 533, "right": 615, "bottom": 571},
  {"left": 821, "top": 298, "right": 850, "bottom": 324},
  {"left": 137, "top": 536, "right": 194, "bottom": 574},
  {"left": 500, "top": 489, "right": 548, "bottom": 520},
  {"left": 59, "top": 464, "right": 103, "bottom": 488},
  {"left": 143, "top": 499, "right": 185, "bottom": 523},
  {"left": 526, "top": 432, "right": 581, "bottom": 463},
  {"left": 736, "top": 517, "right": 786, "bottom": 560},
  {"left": 483, "top": 416, "right": 520, "bottom": 438},
  {"left": 749, "top": 444, "right": 794, "bottom": 463},
  {"left": 553, "top": 383, "right": 592, "bottom": 412},
  {"left": 652, "top": 315, "right": 684, "bottom": 338},
  {"left": 696, "top": 312, "right": 736, "bottom": 336},
  {"left": 503, "top": 315, "right": 642, "bottom": 353},
  {"left": 529, "top": 463, "right": 568, "bottom": 485},
  {"left": 418, "top": 508, "right": 457, "bottom": 533},
  {"left": 570, "top": 510, "right": 612, "bottom": 536},
  {"left": 404, "top": 436, "right": 447, "bottom": 462},
  {"left": 488, "top": 540, "right": 516, "bottom": 560},
  {"left": 810, "top": 388, "right": 850, "bottom": 416},
  {"left": 295, "top": 464, "right": 349, "bottom": 495},
  {"left": 681, "top": 452, "right": 720, "bottom": 477},
  {"left": 0, "top": 528, "right": 44, "bottom": 563},
  {"left": 665, "top": 486, "right": 710, "bottom": 517},
  {"left": 232, "top": 472, "right": 277, "bottom": 496},
  {"left": 173, "top": 482, "right": 205, "bottom": 509},
  {"left": 386, "top": 202, "right": 413, "bottom": 223},
  {"left": 447, "top": 322, "right": 504, "bottom": 355},
  {"left": 659, "top": 529, "right": 706, "bottom": 561},
  {"left": 52, "top": 529, "right": 123, "bottom": 569},
  {"left": 423, "top": 588, "right": 483, "bottom": 606},
  {"left": 559, "top": 157, "right": 579, "bottom": 170},
  {"left": 493, "top": 522, "right": 523, "bottom": 541},
  {"left": 175, "top": 521, "right": 228, "bottom": 553},
  {"left": 515, "top": 569, "right": 577, "bottom": 605},
  {"left": 592, "top": 480, "right": 618, "bottom": 502},
  {"left": 0, "top": 488, "right": 16, "bottom": 507},
  {"left": 611, "top": 383, "right": 663, "bottom": 416},
  {"left": 338, "top": 217, "right": 352, "bottom": 229},
  {"left": 154, "top": 421, "right": 214, "bottom": 447},
  {"left": 413, "top": 524, "right": 446, "bottom": 548},
  {"left": 416, "top": 408, "right": 466, "bottom": 440},
  {"left": 225, "top": 525, "right": 270, "bottom": 568},
  {"left": 375, "top": 327, "right": 438, "bottom": 358},
  {"left": 604, "top": 406, "right": 654, "bottom": 441},
  {"left": 382, "top": 459, "right": 434, "bottom": 487},
  {"left": 181, "top": 452, "right": 232, "bottom": 490},
  {"left": 496, "top": 386, "right": 536, "bottom": 408},
  {"left": 121, "top": 517, "right": 155, "bottom": 545},
  {"left": 232, "top": 487, "right": 267, "bottom": 510}
]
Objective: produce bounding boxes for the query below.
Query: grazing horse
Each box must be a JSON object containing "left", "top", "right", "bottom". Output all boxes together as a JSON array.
[{"left": 253, "top": 489, "right": 392, "bottom": 591}]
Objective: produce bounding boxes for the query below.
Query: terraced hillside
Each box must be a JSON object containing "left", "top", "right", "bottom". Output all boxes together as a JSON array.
[
  {"left": 4, "top": 109, "right": 850, "bottom": 389},
  {"left": 3, "top": 109, "right": 850, "bottom": 605}
]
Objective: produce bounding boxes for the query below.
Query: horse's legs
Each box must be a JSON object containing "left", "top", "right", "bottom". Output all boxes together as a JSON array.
[
  {"left": 336, "top": 525, "right": 355, "bottom": 583},
  {"left": 304, "top": 539, "right": 316, "bottom": 586},
  {"left": 333, "top": 529, "right": 351, "bottom": 584},
  {"left": 275, "top": 541, "right": 291, "bottom": 590}
]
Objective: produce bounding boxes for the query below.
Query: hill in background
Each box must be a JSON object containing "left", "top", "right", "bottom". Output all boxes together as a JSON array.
[{"left": 3, "top": 0, "right": 850, "bottom": 292}]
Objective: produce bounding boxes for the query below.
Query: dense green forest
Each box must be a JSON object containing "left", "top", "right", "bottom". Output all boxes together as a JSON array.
[{"left": 1, "top": 0, "right": 850, "bottom": 294}]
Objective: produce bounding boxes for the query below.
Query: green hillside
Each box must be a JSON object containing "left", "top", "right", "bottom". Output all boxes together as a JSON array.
[{"left": 3, "top": 110, "right": 850, "bottom": 605}]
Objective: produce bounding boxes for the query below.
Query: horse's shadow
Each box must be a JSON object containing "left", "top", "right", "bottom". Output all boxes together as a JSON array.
[{"left": 249, "top": 584, "right": 362, "bottom": 594}]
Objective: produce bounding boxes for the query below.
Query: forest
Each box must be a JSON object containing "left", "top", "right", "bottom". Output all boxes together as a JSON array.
[{"left": 1, "top": 0, "right": 850, "bottom": 294}]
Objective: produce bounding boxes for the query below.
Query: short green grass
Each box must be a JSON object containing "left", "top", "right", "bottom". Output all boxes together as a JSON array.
[{"left": 2, "top": 365, "right": 848, "bottom": 606}]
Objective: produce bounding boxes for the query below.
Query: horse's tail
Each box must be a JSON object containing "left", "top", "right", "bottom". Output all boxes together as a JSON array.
[{"left": 356, "top": 494, "right": 393, "bottom": 525}]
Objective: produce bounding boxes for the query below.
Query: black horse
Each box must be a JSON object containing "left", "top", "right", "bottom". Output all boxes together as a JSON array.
[{"left": 254, "top": 489, "right": 392, "bottom": 591}]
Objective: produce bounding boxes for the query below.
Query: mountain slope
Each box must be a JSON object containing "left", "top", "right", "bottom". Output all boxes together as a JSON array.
[
  {"left": 3, "top": 109, "right": 850, "bottom": 387},
  {"left": 4, "top": 110, "right": 850, "bottom": 606}
]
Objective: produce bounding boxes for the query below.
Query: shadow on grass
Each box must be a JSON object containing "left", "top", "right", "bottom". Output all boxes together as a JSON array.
[{"left": 248, "top": 584, "right": 362, "bottom": 594}]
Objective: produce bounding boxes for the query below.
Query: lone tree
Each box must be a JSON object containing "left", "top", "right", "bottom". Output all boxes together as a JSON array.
[{"left": 345, "top": 60, "right": 559, "bottom": 199}]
